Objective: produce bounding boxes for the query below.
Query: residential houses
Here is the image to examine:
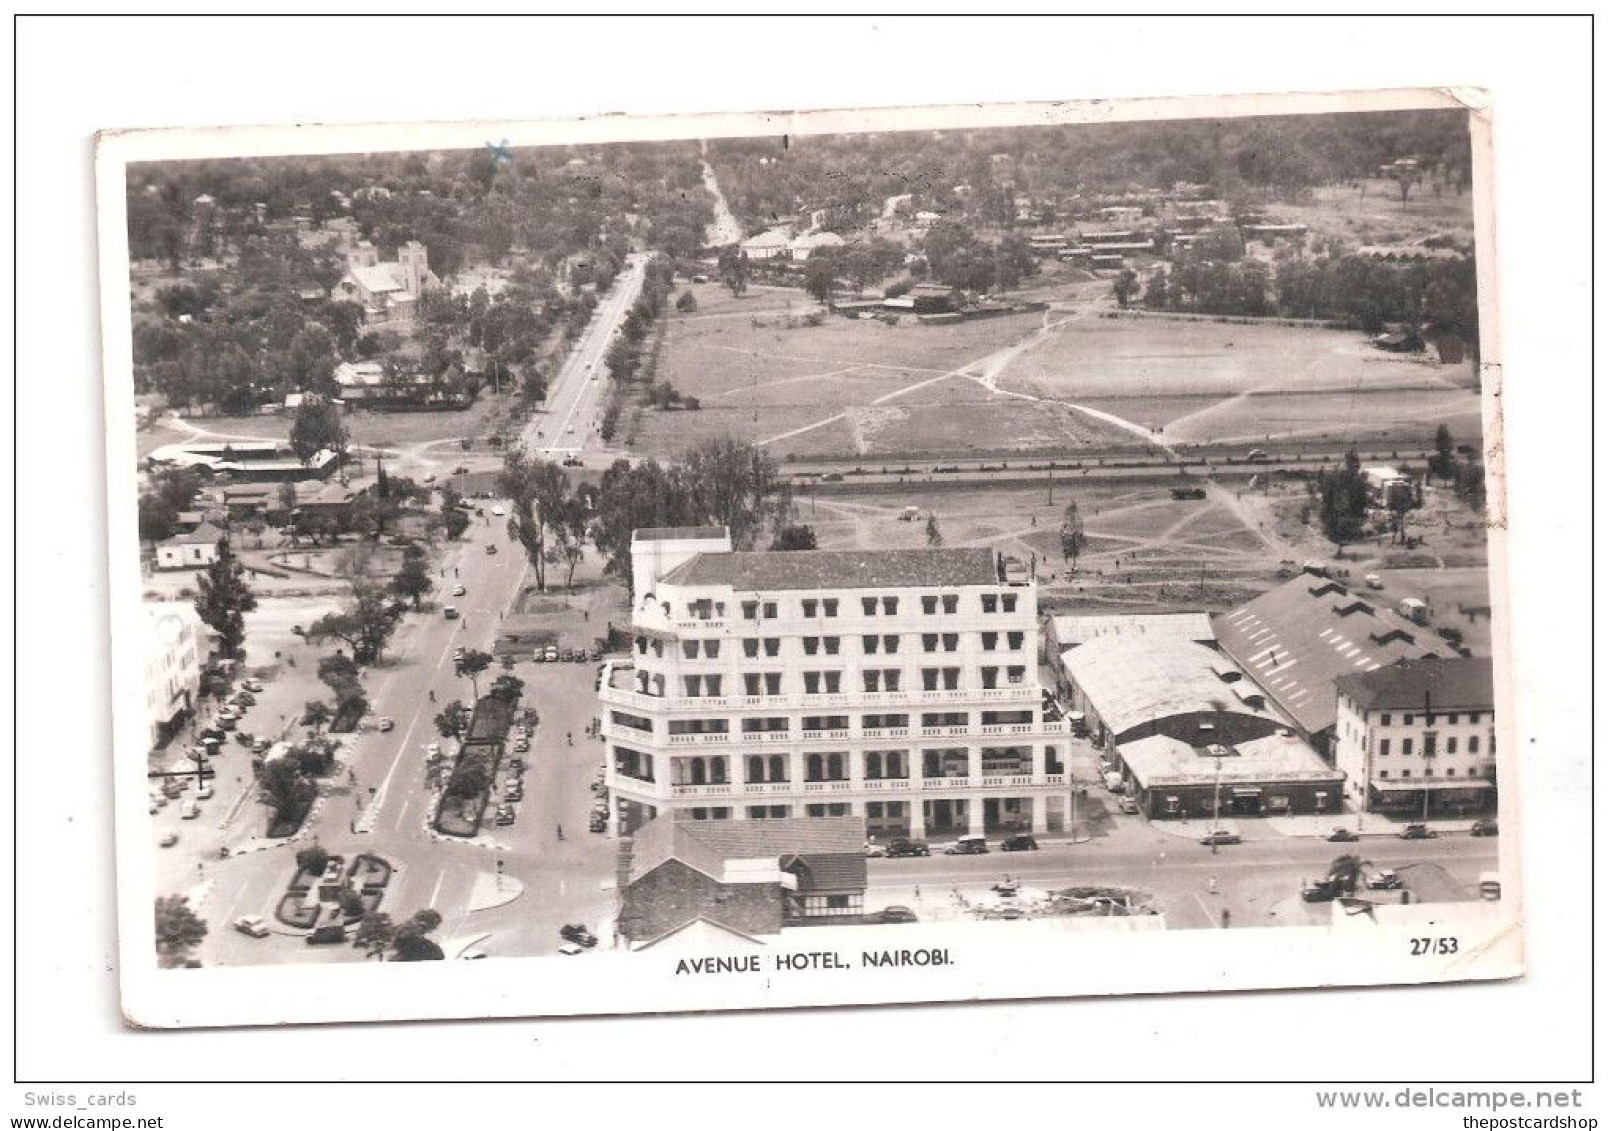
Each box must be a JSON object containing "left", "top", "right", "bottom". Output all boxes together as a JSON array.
[{"left": 154, "top": 522, "right": 225, "bottom": 570}]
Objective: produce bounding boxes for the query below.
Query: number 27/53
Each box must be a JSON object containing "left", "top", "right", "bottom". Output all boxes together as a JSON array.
[{"left": 1410, "top": 937, "right": 1459, "bottom": 956}]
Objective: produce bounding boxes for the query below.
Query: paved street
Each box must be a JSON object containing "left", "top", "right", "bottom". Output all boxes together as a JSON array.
[{"left": 521, "top": 252, "right": 650, "bottom": 460}]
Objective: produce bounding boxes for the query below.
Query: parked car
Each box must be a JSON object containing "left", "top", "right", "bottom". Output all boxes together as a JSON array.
[
  {"left": 1199, "top": 828, "right": 1241, "bottom": 846},
  {"left": 494, "top": 807, "right": 516, "bottom": 827},
  {"left": 233, "top": 914, "right": 270, "bottom": 938},
  {"left": 864, "top": 842, "right": 887, "bottom": 858},
  {"left": 491, "top": 506, "right": 507, "bottom": 517},
  {"left": 1470, "top": 819, "right": 1499, "bottom": 837},
  {"left": 1367, "top": 869, "right": 1402, "bottom": 890},
  {"left": 1247, "top": 448, "right": 1270, "bottom": 461},
  {"left": 232, "top": 691, "right": 256, "bottom": 706},
  {"left": 1364, "top": 572, "right": 1384, "bottom": 590},
  {"left": 217, "top": 715, "right": 237, "bottom": 731},
  {"left": 180, "top": 798, "right": 201, "bottom": 820},
  {"left": 1000, "top": 834, "right": 1039, "bottom": 852},
  {"left": 1326, "top": 827, "right": 1360, "bottom": 842},
  {"left": 195, "top": 784, "right": 214, "bottom": 800},
  {"left": 544, "top": 647, "right": 559, "bottom": 662},
  {"left": 452, "top": 584, "right": 466, "bottom": 597},
  {"left": 1398, "top": 824, "right": 1437, "bottom": 840},
  {"left": 562, "top": 457, "right": 583, "bottom": 468},
  {"left": 878, "top": 905, "right": 918, "bottom": 924},
  {"left": 560, "top": 924, "right": 598, "bottom": 948},
  {"left": 944, "top": 835, "right": 989, "bottom": 856},
  {"left": 560, "top": 648, "right": 574, "bottom": 662},
  {"left": 443, "top": 606, "right": 460, "bottom": 620},
  {"left": 534, "top": 649, "right": 547, "bottom": 662},
  {"left": 159, "top": 832, "right": 178, "bottom": 848},
  {"left": 486, "top": 544, "right": 498, "bottom": 555},
  {"left": 1301, "top": 879, "right": 1342, "bottom": 902},
  {"left": 377, "top": 717, "right": 395, "bottom": 732},
  {"left": 242, "top": 679, "right": 264, "bottom": 693},
  {"left": 557, "top": 942, "right": 584, "bottom": 956},
  {"left": 1117, "top": 796, "right": 1139, "bottom": 815}
]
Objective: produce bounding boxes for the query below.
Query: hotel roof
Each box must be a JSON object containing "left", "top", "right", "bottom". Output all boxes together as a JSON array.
[
  {"left": 659, "top": 547, "right": 999, "bottom": 592},
  {"left": 1335, "top": 656, "right": 1494, "bottom": 713},
  {"left": 633, "top": 526, "right": 730, "bottom": 543},
  {"left": 628, "top": 814, "right": 867, "bottom": 890},
  {"left": 1214, "top": 574, "right": 1450, "bottom": 736}
]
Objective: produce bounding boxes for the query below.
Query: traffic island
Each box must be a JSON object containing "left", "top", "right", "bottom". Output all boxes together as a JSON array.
[{"left": 273, "top": 850, "right": 393, "bottom": 934}]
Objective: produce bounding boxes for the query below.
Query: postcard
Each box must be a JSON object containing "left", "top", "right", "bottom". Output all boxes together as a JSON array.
[{"left": 97, "top": 86, "right": 1519, "bottom": 1028}]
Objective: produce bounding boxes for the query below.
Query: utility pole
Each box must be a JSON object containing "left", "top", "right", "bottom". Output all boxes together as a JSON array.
[{"left": 1211, "top": 754, "right": 1224, "bottom": 855}]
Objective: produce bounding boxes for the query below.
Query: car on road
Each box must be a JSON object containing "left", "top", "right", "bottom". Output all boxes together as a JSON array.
[
  {"left": 1247, "top": 448, "right": 1270, "bottom": 461},
  {"left": 1364, "top": 572, "right": 1384, "bottom": 590},
  {"left": 180, "top": 798, "right": 201, "bottom": 820},
  {"left": 1470, "top": 819, "right": 1499, "bottom": 837},
  {"left": 562, "top": 456, "right": 583, "bottom": 467},
  {"left": 159, "top": 832, "right": 179, "bottom": 848},
  {"left": 231, "top": 691, "right": 256, "bottom": 707},
  {"left": 558, "top": 942, "right": 585, "bottom": 956},
  {"left": 560, "top": 924, "right": 598, "bottom": 948},
  {"left": 945, "top": 835, "right": 989, "bottom": 856},
  {"left": 494, "top": 807, "right": 516, "bottom": 827},
  {"left": 485, "top": 544, "right": 498, "bottom": 555},
  {"left": 217, "top": 715, "right": 237, "bottom": 731},
  {"left": 196, "top": 784, "right": 214, "bottom": 800},
  {"left": 452, "top": 584, "right": 466, "bottom": 597},
  {"left": 376, "top": 717, "right": 395, "bottom": 733},
  {"left": 1301, "top": 879, "right": 1343, "bottom": 902},
  {"left": 1367, "top": 869, "right": 1402, "bottom": 890},
  {"left": 1117, "top": 796, "right": 1139, "bottom": 815},
  {"left": 544, "top": 646, "right": 559, "bottom": 662},
  {"left": 1199, "top": 829, "right": 1241, "bottom": 846},
  {"left": 491, "top": 506, "right": 506, "bottom": 516},
  {"left": 1000, "top": 834, "right": 1039, "bottom": 852},
  {"left": 233, "top": 914, "right": 270, "bottom": 938},
  {"left": 513, "top": 740, "right": 530, "bottom": 753},
  {"left": 504, "top": 788, "right": 524, "bottom": 803},
  {"left": 443, "top": 606, "right": 459, "bottom": 620},
  {"left": 1326, "top": 827, "right": 1360, "bottom": 842},
  {"left": 242, "top": 679, "right": 264, "bottom": 693},
  {"left": 878, "top": 906, "right": 918, "bottom": 924},
  {"left": 533, "top": 648, "right": 547, "bottom": 662},
  {"left": 1398, "top": 823, "right": 1437, "bottom": 840}
]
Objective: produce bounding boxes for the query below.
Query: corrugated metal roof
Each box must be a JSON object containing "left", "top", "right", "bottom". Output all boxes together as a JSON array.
[
  {"left": 1214, "top": 576, "right": 1451, "bottom": 736},
  {"left": 1061, "top": 637, "right": 1275, "bottom": 740},
  {"left": 1052, "top": 612, "right": 1215, "bottom": 649}
]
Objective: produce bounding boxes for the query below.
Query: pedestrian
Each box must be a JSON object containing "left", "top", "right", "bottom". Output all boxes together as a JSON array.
[
  {"left": 557, "top": 824, "right": 565, "bottom": 841},
  {"left": 914, "top": 884, "right": 921, "bottom": 900},
  {"left": 1208, "top": 875, "right": 1218, "bottom": 896}
]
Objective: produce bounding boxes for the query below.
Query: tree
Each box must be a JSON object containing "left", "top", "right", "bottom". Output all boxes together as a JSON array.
[
  {"left": 305, "top": 584, "right": 398, "bottom": 665},
  {"left": 1060, "top": 502, "right": 1086, "bottom": 568},
  {"left": 717, "top": 245, "right": 748, "bottom": 296},
  {"left": 489, "top": 672, "right": 525, "bottom": 705},
  {"left": 391, "top": 907, "right": 446, "bottom": 960},
  {"left": 288, "top": 400, "right": 347, "bottom": 466},
  {"left": 457, "top": 648, "right": 493, "bottom": 701},
  {"left": 804, "top": 256, "right": 837, "bottom": 304},
  {"left": 678, "top": 436, "right": 792, "bottom": 550},
  {"left": 154, "top": 895, "right": 208, "bottom": 968},
  {"left": 675, "top": 290, "right": 697, "bottom": 313},
  {"left": 925, "top": 515, "right": 943, "bottom": 547},
  {"left": 353, "top": 912, "right": 395, "bottom": 960},
  {"left": 772, "top": 524, "right": 818, "bottom": 551},
  {"left": 296, "top": 844, "right": 331, "bottom": 877},
  {"left": 1317, "top": 450, "right": 1371, "bottom": 556},
  {"left": 194, "top": 537, "right": 257, "bottom": 659},
  {"left": 499, "top": 450, "right": 569, "bottom": 592},
  {"left": 1429, "top": 424, "right": 1457, "bottom": 482},
  {"left": 439, "top": 489, "right": 471, "bottom": 541},
  {"left": 336, "top": 884, "right": 366, "bottom": 919},
  {"left": 434, "top": 699, "right": 471, "bottom": 742},
  {"left": 1327, "top": 854, "right": 1366, "bottom": 895},
  {"left": 302, "top": 699, "right": 333, "bottom": 733},
  {"left": 391, "top": 545, "right": 434, "bottom": 609},
  {"left": 1112, "top": 269, "right": 1139, "bottom": 309},
  {"left": 259, "top": 757, "right": 316, "bottom": 819}
]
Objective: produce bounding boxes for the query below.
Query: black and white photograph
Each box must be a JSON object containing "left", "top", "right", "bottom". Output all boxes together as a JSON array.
[{"left": 92, "top": 85, "right": 1531, "bottom": 1030}]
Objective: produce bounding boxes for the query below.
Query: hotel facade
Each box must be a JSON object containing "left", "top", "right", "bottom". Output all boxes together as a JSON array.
[{"left": 600, "top": 529, "right": 1074, "bottom": 842}]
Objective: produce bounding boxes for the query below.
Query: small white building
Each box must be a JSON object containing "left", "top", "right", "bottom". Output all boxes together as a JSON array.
[
  {"left": 155, "top": 522, "right": 227, "bottom": 571},
  {"left": 738, "top": 228, "right": 792, "bottom": 261},
  {"left": 787, "top": 231, "right": 845, "bottom": 261},
  {"left": 145, "top": 602, "right": 204, "bottom": 748}
]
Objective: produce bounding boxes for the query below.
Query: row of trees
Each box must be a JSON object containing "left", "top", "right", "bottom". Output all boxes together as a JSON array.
[
  {"left": 1130, "top": 250, "right": 1479, "bottom": 347},
  {"left": 920, "top": 222, "right": 1039, "bottom": 294}
]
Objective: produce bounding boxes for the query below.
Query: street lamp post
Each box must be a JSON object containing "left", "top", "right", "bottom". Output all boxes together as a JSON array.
[{"left": 1211, "top": 754, "right": 1224, "bottom": 856}]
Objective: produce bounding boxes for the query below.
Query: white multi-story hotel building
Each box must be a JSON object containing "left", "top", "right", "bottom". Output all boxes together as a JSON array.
[
  {"left": 145, "top": 601, "right": 204, "bottom": 749},
  {"left": 1333, "top": 657, "right": 1496, "bottom": 817},
  {"left": 599, "top": 528, "right": 1074, "bottom": 841}
]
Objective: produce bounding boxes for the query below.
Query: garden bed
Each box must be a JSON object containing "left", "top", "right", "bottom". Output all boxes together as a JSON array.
[{"left": 265, "top": 797, "right": 313, "bottom": 839}]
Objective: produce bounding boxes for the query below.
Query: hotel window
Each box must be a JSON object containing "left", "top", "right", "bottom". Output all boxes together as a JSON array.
[
  {"left": 743, "top": 674, "right": 762, "bottom": 696},
  {"left": 1381, "top": 713, "right": 1392, "bottom": 726},
  {"left": 1379, "top": 739, "right": 1391, "bottom": 756},
  {"left": 1402, "top": 738, "right": 1414, "bottom": 755},
  {"left": 804, "top": 672, "right": 821, "bottom": 694},
  {"left": 804, "top": 637, "right": 821, "bottom": 656},
  {"left": 1379, "top": 770, "right": 1390, "bottom": 779},
  {"left": 704, "top": 640, "right": 720, "bottom": 658},
  {"left": 862, "top": 597, "right": 878, "bottom": 616},
  {"left": 764, "top": 673, "right": 781, "bottom": 695},
  {"left": 763, "top": 602, "right": 778, "bottom": 619},
  {"left": 881, "top": 669, "right": 902, "bottom": 692},
  {"left": 1003, "top": 594, "right": 1018, "bottom": 613},
  {"left": 862, "top": 635, "right": 880, "bottom": 654},
  {"left": 882, "top": 597, "right": 898, "bottom": 615},
  {"left": 1403, "top": 714, "right": 1415, "bottom": 726},
  {"left": 942, "top": 668, "right": 960, "bottom": 690},
  {"left": 922, "top": 669, "right": 940, "bottom": 692},
  {"left": 1424, "top": 713, "right": 1435, "bottom": 727},
  {"left": 981, "top": 666, "right": 999, "bottom": 689},
  {"left": 1469, "top": 767, "right": 1480, "bottom": 777},
  {"left": 635, "top": 637, "right": 648, "bottom": 655},
  {"left": 802, "top": 599, "right": 818, "bottom": 618},
  {"left": 764, "top": 638, "right": 780, "bottom": 657},
  {"left": 652, "top": 640, "right": 664, "bottom": 657},
  {"left": 683, "top": 676, "right": 702, "bottom": 697},
  {"left": 1447, "top": 737, "right": 1459, "bottom": 754},
  {"left": 863, "top": 713, "right": 908, "bottom": 730},
  {"left": 1007, "top": 666, "right": 1026, "bottom": 685},
  {"left": 922, "top": 596, "right": 938, "bottom": 615},
  {"left": 942, "top": 633, "right": 959, "bottom": 652},
  {"left": 707, "top": 676, "right": 723, "bottom": 697},
  {"left": 823, "top": 599, "right": 839, "bottom": 617},
  {"left": 1446, "top": 713, "right": 1460, "bottom": 725},
  {"left": 883, "top": 635, "right": 900, "bottom": 653},
  {"left": 982, "top": 632, "right": 999, "bottom": 651},
  {"left": 1469, "top": 735, "right": 1480, "bottom": 754},
  {"left": 742, "top": 717, "right": 788, "bottom": 735},
  {"left": 1007, "top": 631, "right": 1024, "bottom": 650},
  {"left": 922, "top": 634, "right": 939, "bottom": 653},
  {"left": 682, "top": 641, "right": 699, "bottom": 660},
  {"left": 823, "top": 637, "right": 841, "bottom": 655},
  {"left": 942, "top": 595, "right": 958, "bottom": 614},
  {"left": 743, "top": 639, "right": 759, "bottom": 659},
  {"left": 982, "top": 594, "right": 998, "bottom": 613},
  {"left": 742, "top": 601, "right": 759, "bottom": 620},
  {"left": 825, "top": 671, "right": 841, "bottom": 693},
  {"left": 1400, "top": 767, "right": 1413, "bottom": 779}
]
